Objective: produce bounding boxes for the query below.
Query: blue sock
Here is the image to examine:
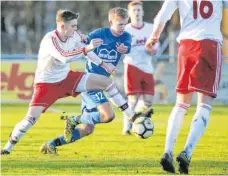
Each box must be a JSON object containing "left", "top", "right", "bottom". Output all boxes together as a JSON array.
[
  {"left": 79, "top": 111, "right": 101, "bottom": 125},
  {"left": 47, "top": 128, "right": 81, "bottom": 146},
  {"left": 71, "top": 128, "right": 81, "bottom": 142}
]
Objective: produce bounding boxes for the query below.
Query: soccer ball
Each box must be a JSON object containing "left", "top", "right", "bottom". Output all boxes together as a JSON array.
[{"left": 132, "top": 116, "right": 154, "bottom": 139}]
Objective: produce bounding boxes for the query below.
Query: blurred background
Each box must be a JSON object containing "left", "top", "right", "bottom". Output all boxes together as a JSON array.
[{"left": 1, "top": 1, "right": 228, "bottom": 104}]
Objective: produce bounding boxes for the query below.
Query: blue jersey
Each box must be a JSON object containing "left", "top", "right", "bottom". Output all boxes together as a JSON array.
[
  {"left": 81, "top": 28, "right": 131, "bottom": 112},
  {"left": 86, "top": 28, "right": 131, "bottom": 77}
]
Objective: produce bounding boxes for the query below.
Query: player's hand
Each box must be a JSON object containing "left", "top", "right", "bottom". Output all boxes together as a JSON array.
[
  {"left": 85, "top": 38, "right": 103, "bottom": 52},
  {"left": 145, "top": 38, "right": 158, "bottom": 55},
  {"left": 78, "top": 31, "right": 88, "bottom": 43},
  {"left": 116, "top": 43, "right": 128, "bottom": 54},
  {"left": 101, "top": 62, "right": 117, "bottom": 76}
]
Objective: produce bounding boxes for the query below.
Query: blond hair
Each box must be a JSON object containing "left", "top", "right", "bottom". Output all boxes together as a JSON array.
[
  {"left": 128, "top": 1, "right": 143, "bottom": 9},
  {"left": 56, "top": 9, "right": 79, "bottom": 23},
  {"left": 108, "top": 7, "right": 128, "bottom": 21}
]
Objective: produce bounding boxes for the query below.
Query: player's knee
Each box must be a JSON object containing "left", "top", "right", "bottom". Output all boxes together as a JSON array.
[
  {"left": 143, "top": 100, "right": 153, "bottom": 108},
  {"left": 105, "top": 79, "right": 115, "bottom": 90},
  {"left": 101, "top": 111, "right": 115, "bottom": 123},
  {"left": 81, "top": 124, "right": 95, "bottom": 136},
  {"left": 106, "top": 113, "right": 115, "bottom": 123}
]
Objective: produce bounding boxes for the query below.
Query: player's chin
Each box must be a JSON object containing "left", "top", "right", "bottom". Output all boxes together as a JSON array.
[
  {"left": 118, "top": 31, "right": 124, "bottom": 35},
  {"left": 68, "top": 33, "right": 74, "bottom": 38}
]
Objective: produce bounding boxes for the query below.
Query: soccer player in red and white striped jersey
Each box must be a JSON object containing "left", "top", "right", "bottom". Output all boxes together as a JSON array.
[
  {"left": 146, "top": 0, "right": 227, "bottom": 174},
  {"left": 122, "top": 1, "right": 160, "bottom": 135}
]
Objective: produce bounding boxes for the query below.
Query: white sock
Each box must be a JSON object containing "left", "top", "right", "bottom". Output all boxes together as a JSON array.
[
  {"left": 164, "top": 102, "right": 190, "bottom": 154},
  {"left": 184, "top": 103, "right": 211, "bottom": 159},
  {"left": 4, "top": 142, "right": 15, "bottom": 152},
  {"left": 4, "top": 117, "right": 35, "bottom": 152},
  {"left": 123, "top": 99, "right": 146, "bottom": 131},
  {"left": 123, "top": 98, "right": 138, "bottom": 133},
  {"left": 123, "top": 115, "right": 132, "bottom": 132},
  {"left": 106, "top": 82, "right": 134, "bottom": 117}
]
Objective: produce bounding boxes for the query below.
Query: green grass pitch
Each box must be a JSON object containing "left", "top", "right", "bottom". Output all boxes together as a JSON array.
[{"left": 1, "top": 104, "right": 228, "bottom": 175}]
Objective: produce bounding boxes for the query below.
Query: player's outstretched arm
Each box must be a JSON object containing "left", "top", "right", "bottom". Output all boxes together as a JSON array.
[
  {"left": 145, "top": 0, "right": 177, "bottom": 52},
  {"left": 86, "top": 52, "right": 117, "bottom": 75},
  {"left": 84, "top": 38, "right": 103, "bottom": 53},
  {"left": 47, "top": 36, "right": 103, "bottom": 64}
]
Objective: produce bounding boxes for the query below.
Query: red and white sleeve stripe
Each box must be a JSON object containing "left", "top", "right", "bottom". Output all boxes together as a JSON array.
[{"left": 52, "top": 37, "right": 84, "bottom": 57}]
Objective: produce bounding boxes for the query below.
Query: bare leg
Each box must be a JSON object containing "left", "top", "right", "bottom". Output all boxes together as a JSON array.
[{"left": 81, "top": 74, "right": 135, "bottom": 118}]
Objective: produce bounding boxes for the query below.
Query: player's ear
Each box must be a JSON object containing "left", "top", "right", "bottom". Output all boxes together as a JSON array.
[
  {"left": 61, "top": 24, "right": 65, "bottom": 31},
  {"left": 109, "top": 20, "right": 113, "bottom": 26}
]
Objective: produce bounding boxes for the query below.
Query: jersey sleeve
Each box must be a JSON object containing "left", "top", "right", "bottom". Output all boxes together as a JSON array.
[
  {"left": 45, "top": 36, "right": 85, "bottom": 64},
  {"left": 87, "top": 28, "right": 103, "bottom": 44},
  {"left": 154, "top": 0, "right": 178, "bottom": 25},
  {"left": 123, "top": 32, "right": 132, "bottom": 54}
]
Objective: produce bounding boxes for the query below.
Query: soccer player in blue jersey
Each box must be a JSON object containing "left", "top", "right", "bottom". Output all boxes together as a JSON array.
[{"left": 40, "top": 7, "right": 144, "bottom": 154}]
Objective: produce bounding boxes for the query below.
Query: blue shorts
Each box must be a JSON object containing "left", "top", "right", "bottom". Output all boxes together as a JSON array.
[{"left": 80, "top": 91, "right": 108, "bottom": 113}]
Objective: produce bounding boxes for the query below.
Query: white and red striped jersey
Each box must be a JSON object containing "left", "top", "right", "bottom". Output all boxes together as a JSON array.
[
  {"left": 154, "top": 0, "right": 224, "bottom": 43},
  {"left": 34, "top": 30, "right": 85, "bottom": 83},
  {"left": 124, "top": 22, "right": 159, "bottom": 74}
]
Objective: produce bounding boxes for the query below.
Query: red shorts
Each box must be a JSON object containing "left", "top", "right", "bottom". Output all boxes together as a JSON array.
[
  {"left": 177, "top": 39, "right": 222, "bottom": 97},
  {"left": 124, "top": 64, "right": 154, "bottom": 96},
  {"left": 30, "top": 71, "right": 84, "bottom": 112}
]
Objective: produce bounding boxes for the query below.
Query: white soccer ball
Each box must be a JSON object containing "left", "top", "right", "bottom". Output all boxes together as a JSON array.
[{"left": 132, "top": 116, "right": 154, "bottom": 139}]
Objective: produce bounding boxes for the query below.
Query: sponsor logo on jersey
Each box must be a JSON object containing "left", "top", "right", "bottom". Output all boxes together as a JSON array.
[
  {"left": 136, "top": 37, "right": 147, "bottom": 45},
  {"left": 98, "top": 48, "right": 118, "bottom": 62}
]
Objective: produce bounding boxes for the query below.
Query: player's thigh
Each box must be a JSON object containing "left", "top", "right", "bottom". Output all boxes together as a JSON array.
[
  {"left": 189, "top": 40, "right": 222, "bottom": 97},
  {"left": 86, "top": 90, "right": 108, "bottom": 105},
  {"left": 30, "top": 83, "right": 61, "bottom": 113},
  {"left": 142, "top": 73, "right": 155, "bottom": 95},
  {"left": 85, "top": 73, "right": 113, "bottom": 91},
  {"left": 80, "top": 92, "right": 97, "bottom": 112},
  {"left": 85, "top": 90, "right": 113, "bottom": 120},
  {"left": 197, "top": 92, "right": 214, "bottom": 106},
  {"left": 124, "top": 64, "right": 142, "bottom": 95},
  {"left": 176, "top": 40, "right": 196, "bottom": 94}
]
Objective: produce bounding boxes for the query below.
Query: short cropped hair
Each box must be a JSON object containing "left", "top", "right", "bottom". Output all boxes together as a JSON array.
[
  {"left": 56, "top": 9, "right": 79, "bottom": 23},
  {"left": 108, "top": 7, "right": 128, "bottom": 21},
  {"left": 128, "top": 1, "right": 143, "bottom": 9}
]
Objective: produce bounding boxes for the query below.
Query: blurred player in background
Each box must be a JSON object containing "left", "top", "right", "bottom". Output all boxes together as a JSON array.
[
  {"left": 40, "top": 7, "right": 144, "bottom": 154},
  {"left": 146, "top": 0, "right": 228, "bottom": 174},
  {"left": 1, "top": 9, "right": 137, "bottom": 155},
  {"left": 122, "top": 1, "right": 160, "bottom": 135}
]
